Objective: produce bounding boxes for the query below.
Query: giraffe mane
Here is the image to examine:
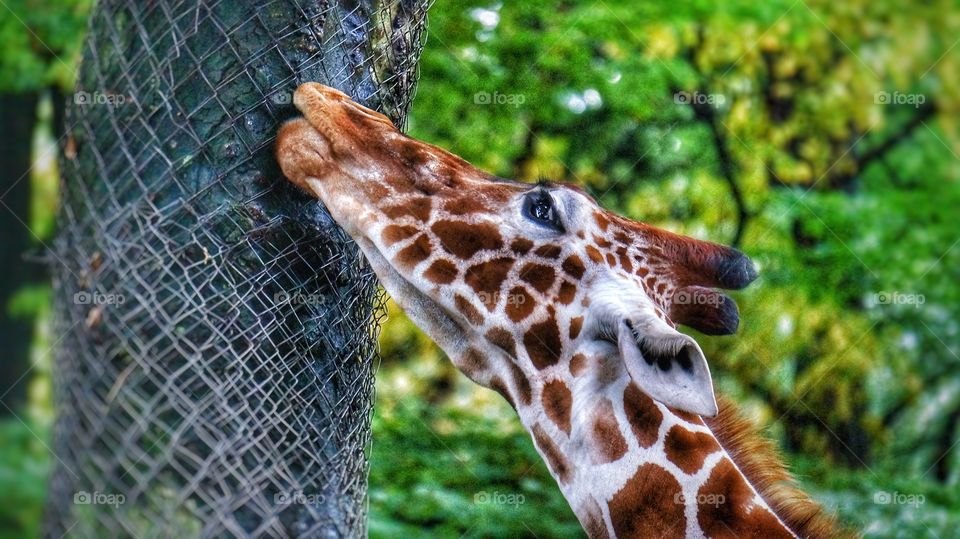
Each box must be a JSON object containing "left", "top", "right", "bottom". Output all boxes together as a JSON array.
[{"left": 704, "top": 396, "right": 856, "bottom": 539}]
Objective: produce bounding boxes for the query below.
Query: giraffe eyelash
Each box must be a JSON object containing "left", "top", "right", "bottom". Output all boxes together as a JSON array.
[{"left": 535, "top": 177, "right": 555, "bottom": 188}]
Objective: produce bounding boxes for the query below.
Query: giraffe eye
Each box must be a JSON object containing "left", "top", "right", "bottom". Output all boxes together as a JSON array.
[{"left": 523, "top": 191, "right": 564, "bottom": 232}]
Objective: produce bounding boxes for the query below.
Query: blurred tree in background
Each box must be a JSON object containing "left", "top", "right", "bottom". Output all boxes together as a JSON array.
[
  {"left": 1, "top": 1, "right": 958, "bottom": 538},
  {"left": 0, "top": 0, "right": 89, "bottom": 415},
  {"left": 0, "top": 2, "right": 89, "bottom": 536}
]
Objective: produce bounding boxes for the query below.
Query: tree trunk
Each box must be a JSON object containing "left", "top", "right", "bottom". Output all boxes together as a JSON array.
[
  {"left": 0, "top": 92, "right": 39, "bottom": 416},
  {"left": 44, "top": 1, "right": 428, "bottom": 537}
]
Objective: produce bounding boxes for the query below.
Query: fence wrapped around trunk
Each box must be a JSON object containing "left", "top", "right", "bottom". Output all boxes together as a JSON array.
[{"left": 45, "top": 1, "right": 429, "bottom": 537}]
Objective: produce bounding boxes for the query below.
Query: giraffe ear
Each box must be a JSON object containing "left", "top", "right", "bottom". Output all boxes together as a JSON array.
[{"left": 617, "top": 320, "right": 718, "bottom": 417}]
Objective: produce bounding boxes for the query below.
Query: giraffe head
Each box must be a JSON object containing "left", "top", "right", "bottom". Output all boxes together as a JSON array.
[
  {"left": 275, "top": 84, "right": 847, "bottom": 539},
  {"left": 277, "top": 83, "right": 757, "bottom": 419}
]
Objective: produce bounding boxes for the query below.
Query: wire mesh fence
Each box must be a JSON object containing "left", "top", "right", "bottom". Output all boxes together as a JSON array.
[{"left": 44, "top": 1, "right": 429, "bottom": 537}]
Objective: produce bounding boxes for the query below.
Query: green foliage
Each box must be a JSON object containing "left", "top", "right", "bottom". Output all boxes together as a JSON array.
[
  {"left": 369, "top": 398, "right": 582, "bottom": 538},
  {"left": 28, "top": 95, "right": 61, "bottom": 242},
  {"left": 793, "top": 455, "right": 960, "bottom": 538},
  {"left": 0, "top": 421, "right": 51, "bottom": 539},
  {"left": 0, "top": 0, "right": 90, "bottom": 92}
]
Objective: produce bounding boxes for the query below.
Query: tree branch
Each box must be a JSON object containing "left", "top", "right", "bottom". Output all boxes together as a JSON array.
[
  {"left": 690, "top": 97, "right": 752, "bottom": 247},
  {"left": 681, "top": 26, "right": 752, "bottom": 247},
  {"left": 829, "top": 100, "right": 937, "bottom": 189}
]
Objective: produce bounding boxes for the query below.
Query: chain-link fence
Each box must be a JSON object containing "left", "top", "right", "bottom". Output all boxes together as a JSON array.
[{"left": 44, "top": 1, "right": 429, "bottom": 537}]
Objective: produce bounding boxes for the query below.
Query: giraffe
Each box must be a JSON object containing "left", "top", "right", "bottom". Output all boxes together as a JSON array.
[{"left": 276, "top": 83, "right": 845, "bottom": 538}]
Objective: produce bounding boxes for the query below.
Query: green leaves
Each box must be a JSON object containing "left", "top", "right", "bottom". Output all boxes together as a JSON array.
[
  {"left": 368, "top": 401, "right": 583, "bottom": 538},
  {"left": 0, "top": 0, "right": 90, "bottom": 92}
]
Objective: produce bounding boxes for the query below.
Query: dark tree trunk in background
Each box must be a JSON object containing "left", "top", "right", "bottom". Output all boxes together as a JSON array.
[
  {"left": 51, "top": 87, "right": 66, "bottom": 144},
  {"left": 0, "top": 92, "right": 39, "bottom": 416},
  {"left": 44, "top": 1, "right": 428, "bottom": 537}
]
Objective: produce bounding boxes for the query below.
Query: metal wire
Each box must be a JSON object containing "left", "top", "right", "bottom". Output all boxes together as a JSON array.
[{"left": 44, "top": 1, "right": 429, "bottom": 537}]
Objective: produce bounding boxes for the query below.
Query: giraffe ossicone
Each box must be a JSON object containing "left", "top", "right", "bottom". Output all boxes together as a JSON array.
[{"left": 277, "top": 83, "right": 843, "bottom": 539}]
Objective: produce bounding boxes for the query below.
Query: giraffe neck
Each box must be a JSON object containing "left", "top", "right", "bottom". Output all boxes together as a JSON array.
[{"left": 488, "top": 348, "right": 797, "bottom": 539}]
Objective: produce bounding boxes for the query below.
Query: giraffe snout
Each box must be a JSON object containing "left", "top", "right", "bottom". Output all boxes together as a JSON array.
[
  {"left": 275, "top": 118, "right": 334, "bottom": 196},
  {"left": 293, "top": 82, "right": 397, "bottom": 150}
]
